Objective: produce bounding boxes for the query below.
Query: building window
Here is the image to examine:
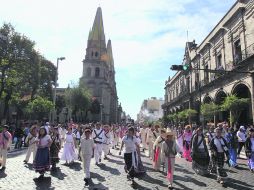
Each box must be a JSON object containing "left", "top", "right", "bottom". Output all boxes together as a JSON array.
[
  {"left": 95, "top": 67, "right": 100, "bottom": 78},
  {"left": 216, "top": 54, "right": 222, "bottom": 69},
  {"left": 95, "top": 52, "right": 99, "bottom": 57},
  {"left": 204, "top": 64, "right": 209, "bottom": 84},
  {"left": 86, "top": 67, "right": 91, "bottom": 77},
  {"left": 91, "top": 51, "right": 94, "bottom": 57},
  {"left": 234, "top": 40, "right": 242, "bottom": 63}
]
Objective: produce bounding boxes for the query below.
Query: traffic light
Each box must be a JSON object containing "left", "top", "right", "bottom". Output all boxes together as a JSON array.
[{"left": 170, "top": 64, "right": 191, "bottom": 71}]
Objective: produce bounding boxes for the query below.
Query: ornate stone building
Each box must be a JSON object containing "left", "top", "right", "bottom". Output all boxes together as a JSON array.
[
  {"left": 80, "top": 7, "right": 120, "bottom": 123},
  {"left": 162, "top": 0, "right": 254, "bottom": 125}
]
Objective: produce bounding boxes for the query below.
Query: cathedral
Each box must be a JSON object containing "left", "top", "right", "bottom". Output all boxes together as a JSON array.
[{"left": 80, "top": 7, "right": 119, "bottom": 124}]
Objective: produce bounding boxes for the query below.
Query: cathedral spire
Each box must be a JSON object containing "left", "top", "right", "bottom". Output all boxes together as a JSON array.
[
  {"left": 89, "top": 7, "right": 105, "bottom": 42},
  {"left": 107, "top": 39, "right": 114, "bottom": 70}
]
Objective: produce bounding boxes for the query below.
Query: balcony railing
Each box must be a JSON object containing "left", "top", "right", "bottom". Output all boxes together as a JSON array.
[{"left": 234, "top": 43, "right": 254, "bottom": 65}]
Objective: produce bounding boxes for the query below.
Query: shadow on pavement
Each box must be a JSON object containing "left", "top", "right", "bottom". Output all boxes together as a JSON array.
[
  {"left": 174, "top": 175, "right": 207, "bottom": 187},
  {"left": 138, "top": 173, "right": 167, "bottom": 187},
  {"left": 90, "top": 171, "right": 106, "bottom": 182},
  {"left": 174, "top": 180, "right": 192, "bottom": 190},
  {"left": 132, "top": 180, "right": 152, "bottom": 190},
  {"left": 33, "top": 176, "right": 54, "bottom": 190},
  {"left": 50, "top": 167, "right": 67, "bottom": 180},
  {"left": 0, "top": 171, "right": 7, "bottom": 178},
  {"left": 97, "top": 163, "right": 121, "bottom": 175},
  {"left": 107, "top": 157, "right": 125, "bottom": 165},
  {"left": 24, "top": 163, "right": 34, "bottom": 170},
  {"left": 84, "top": 178, "right": 109, "bottom": 190},
  {"left": 175, "top": 165, "right": 195, "bottom": 175},
  {"left": 63, "top": 162, "right": 82, "bottom": 171},
  {"left": 225, "top": 177, "right": 254, "bottom": 190}
]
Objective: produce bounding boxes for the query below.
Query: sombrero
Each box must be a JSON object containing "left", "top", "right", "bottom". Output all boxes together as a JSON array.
[{"left": 165, "top": 128, "right": 175, "bottom": 136}]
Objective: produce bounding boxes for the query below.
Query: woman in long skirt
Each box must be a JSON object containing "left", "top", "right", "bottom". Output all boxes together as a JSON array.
[
  {"left": 245, "top": 128, "right": 254, "bottom": 172},
  {"left": 153, "top": 128, "right": 166, "bottom": 171},
  {"left": 176, "top": 126, "right": 184, "bottom": 156},
  {"left": 135, "top": 128, "right": 146, "bottom": 175},
  {"left": 225, "top": 127, "right": 238, "bottom": 167},
  {"left": 161, "top": 129, "right": 177, "bottom": 189},
  {"left": 183, "top": 125, "right": 192, "bottom": 162},
  {"left": 119, "top": 127, "right": 140, "bottom": 186},
  {"left": 33, "top": 127, "right": 52, "bottom": 179},
  {"left": 191, "top": 127, "right": 210, "bottom": 176},
  {"left": 50, "top": 126, "right": 61, "bottom": 170},
  {"left": 61, "top": 127, "right": 77, "bottom": 164}
]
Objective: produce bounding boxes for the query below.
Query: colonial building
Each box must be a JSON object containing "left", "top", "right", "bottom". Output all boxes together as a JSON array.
[
  {"left": 162, "top": 0, "right": 254, "bottom": 125},
  {"left": 137, "top": 97, "right": 164, "bottom": 123},
  {"left": 80, "top": 7, "right": 120, "bottom": 123}
]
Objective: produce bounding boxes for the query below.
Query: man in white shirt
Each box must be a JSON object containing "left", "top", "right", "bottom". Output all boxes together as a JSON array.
[
  {"left": 237, "top": 126, "right": 246, "bottom": 157},
  {"left": 92, "top": 122, "right": 104, "bottom": 165},
  {"left": 103, "top": 125, "right": 112, "bottom": 159},
  {"left": 44, "top": 122, "right": 51, "bottom": 134}
]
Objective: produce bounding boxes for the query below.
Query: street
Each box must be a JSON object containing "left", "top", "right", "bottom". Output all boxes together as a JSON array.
[{"left": 0, "top": 148, "right": 253, "bottom": 190}]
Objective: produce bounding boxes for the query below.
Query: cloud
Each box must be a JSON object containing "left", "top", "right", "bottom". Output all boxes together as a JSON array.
[{"left": 0, "top": 0, "right": 235, "bottom": 118}]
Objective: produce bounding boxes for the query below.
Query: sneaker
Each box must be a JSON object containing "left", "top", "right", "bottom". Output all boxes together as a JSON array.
[
  {"left": 84, "top": 178, "right": 89, "bottom": 186},
  {"left": 168, "top": 183, "right": 173, "bottom": 189}
]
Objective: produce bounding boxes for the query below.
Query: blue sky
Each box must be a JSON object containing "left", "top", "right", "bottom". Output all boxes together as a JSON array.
[{"left": 0, "top": 0, "right": 235, "bottom": 119}]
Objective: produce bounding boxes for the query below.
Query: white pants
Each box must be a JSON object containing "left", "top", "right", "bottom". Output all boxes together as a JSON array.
[
  {"left": 82, "top": 155, "right": 92, "bottom": 178},
  {"left": 25, "top": 145, "right": 37, "bottom": 162},
  {"left": 113, "top": 137, "right": 119, "bottom": 147},
  {"left": 103, "top": 144, "right": 110, "bottom": 156},
  {"left": 94, "top": 143, "right": 103, "bottom": 163},
  {"left": 148, "top": 142, "right": 153, "bottom": 158},
  {"left": 0, "top": 148, "right": 7, "bottom": 167}
]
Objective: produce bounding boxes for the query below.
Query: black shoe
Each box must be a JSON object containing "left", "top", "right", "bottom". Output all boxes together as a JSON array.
[
  {"left": 104, "top": 156, "right": 108, "bottom": 160},
  {"left": 99, "top": 158, "right": 101, "bottom": 162},
  {"left": 0, "top": 166, "right": 6, "bottom": 172},
  {"left": 84, "top": 178, "right": 89, "bottom": 186},
  {"left": 38, "top": 174, "right": 44, "bottom": 179},
  {"left": 95, "top": 162, "right": 99, "bottom": 165},
  {"left": 23, "top": 160, "right": 28, "bottom": 164}
]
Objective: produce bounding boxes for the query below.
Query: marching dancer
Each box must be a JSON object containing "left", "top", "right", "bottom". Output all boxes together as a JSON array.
[
  {"left": 175, "top": 126, "right": 184, "bottom": 156},
  {"left": 92, "top": 122, "right": 104, "bottom": 165},
  {"left": 191, "top": 127, "right": 210, "bottom": 176},
  {"left": 145, "top": 125, "right": 153, "bottom": 159},
  {"left": 140, "top": 125, "right": 147, "bottom": 152},
  {"left": 119, "top": 127, "right": 140, "bottom": 185},
  {"left": 237, "top": 126, "right": 246, "bottom": 158},
  {"left": 103, "top": 125, "right": 112, "bottom": 159},
  {"left": 33, "top": 127, "right": 52, "bottom": 179},
  {"left": 60, "top": 125, "right": 66, "bottom": 147},
  {"left": 134, "top": 127, "right": 146, "bottom": 175},
  {"left": 50, "top": 126, "right": 61, "bottom": 170},
  {"left": 161, "top": 129, "right": 177, "bottom": 189},
  {"left": 183, "top": 125, "right": 192, "bottom": 162},
  {"left": 61, "top": 127, "right": 77, "bottom": 165},
  {"left": 80, "top": 127, "right": 95, "bottom": 186},
  {"left": 210, "top": 127, "right": 229, "bottom": 184},
  {"left": 245, "top": 128, "right": 254, "bottom": 172},
  {"left": 0, "top": 125, "right": 12, "bottom": 172},
  {"left": 24, "top": 125, "right": 38, "bottom": 164},
  {"left": 225, "top": 127, "right": 238, "bottom": 167},
  {"left": 112, "top": 125, "right": 120, "bottom": 149},
  {"left": 153, "top": 128, "right": 166, "bottom": 171}
]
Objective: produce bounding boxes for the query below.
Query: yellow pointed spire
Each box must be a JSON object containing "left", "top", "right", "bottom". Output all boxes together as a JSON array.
[
  {"left": 89, "top": 7, "right": 105, "bottom": 41},
  {"left": 107, "top": 39, "right": 114, "bottom": 70}
]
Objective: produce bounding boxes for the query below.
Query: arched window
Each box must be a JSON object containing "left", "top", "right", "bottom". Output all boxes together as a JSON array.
[
  {"left": 91, "top": 51, "right": 94, "bottom": 57},
  {"left": 95, "top": 67, "right": 100, "bottom": 78},
  {"left": 95, "top": 52, "right": 99, "bottom": 57},
  {"left": 86, "top": 67, "right": 91, "bottom": 77}
]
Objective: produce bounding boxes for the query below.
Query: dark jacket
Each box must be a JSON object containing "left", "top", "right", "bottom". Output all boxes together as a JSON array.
[
  {"left": 209, "top": 136, "right": 228, "bottom": 155},
  {"left": 245, "top": 137, "right": 253, "bottom": 157}
]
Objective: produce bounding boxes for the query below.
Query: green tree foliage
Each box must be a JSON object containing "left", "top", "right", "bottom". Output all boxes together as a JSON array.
[
  {"left": 65, "top": 86, "right": 92, "bottom": 120},
  {"left": 26, "top": 96, "right": 53, "bottom": 121},
  {"left": 0, "top": 23, "right": 56, "bottom": 121},
  {"left": 221, "top": 94, "right": 249, "bottom": 125},
  {"left": 201, "top": 103, "right": 220, "bottom": 120}
]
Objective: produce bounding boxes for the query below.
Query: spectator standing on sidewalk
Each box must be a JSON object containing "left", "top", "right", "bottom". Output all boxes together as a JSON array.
[
  {"left": 14, "top": 126, "right": 24, "bottom": 149},
  {"left": 0, "top": 125, "right": 12, "bottom": 172}
]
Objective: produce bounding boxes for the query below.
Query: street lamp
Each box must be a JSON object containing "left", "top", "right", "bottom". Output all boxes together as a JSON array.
[
  {"left": 52, "top": 57, "right": 65, "bottom": 123},
  {"left": 100, "top": 103, "right": 103, "bottom": 123}
]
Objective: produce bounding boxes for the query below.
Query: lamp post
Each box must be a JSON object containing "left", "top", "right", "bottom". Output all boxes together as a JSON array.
[
  {"left": 100, "top": 103, "right": 103, "bottom": 123},
  {"left": 52, "top": 57, "right": 65, "bottom": 123}
]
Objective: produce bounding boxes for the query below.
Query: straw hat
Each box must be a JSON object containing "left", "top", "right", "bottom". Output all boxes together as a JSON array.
[
  {"left": 84, "top": 127, "right": 92, "bottom": 133},
  {"left": 165, "top": 128, "right": 175, "bottom": 136},
  {"left": 185, "top": 125, "right": 191, "bottom": 130}
]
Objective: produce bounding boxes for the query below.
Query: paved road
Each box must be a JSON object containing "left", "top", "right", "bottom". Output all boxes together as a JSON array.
[{"left": 0, "top": 147, "right": 253, "bottom": 190}]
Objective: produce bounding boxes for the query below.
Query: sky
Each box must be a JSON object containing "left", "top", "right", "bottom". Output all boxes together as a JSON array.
[{"left": 0, "top": 0, "right": 235, "bottom": 119}]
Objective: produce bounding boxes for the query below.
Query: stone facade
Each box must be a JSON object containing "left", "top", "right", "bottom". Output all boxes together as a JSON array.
[
  {"left": 162, "top": 0, "right": 254, "bottom": 125},
  {"left": 80, "top": 7, "right": 119, "bottom": 124}
]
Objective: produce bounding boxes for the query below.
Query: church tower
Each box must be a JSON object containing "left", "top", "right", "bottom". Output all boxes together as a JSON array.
[{"left": 80, "top": 7, "right": 118, "bottom": 124}]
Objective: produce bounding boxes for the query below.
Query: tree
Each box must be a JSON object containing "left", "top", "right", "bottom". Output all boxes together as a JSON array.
[
  {"left": 65, "top": 85, "right": 92, "bottom": 121},
  {"left": 201, "top": 103, "right": 220, "bottom": 124},
  {"left": 177, "top": 109, "right": 197, "bottom": 124},
  {"left": 26, "top": 96, "right": 53, "bottom": 121},
  {"left": 221, "top": 94, "right": 249, "bottom": 126}
]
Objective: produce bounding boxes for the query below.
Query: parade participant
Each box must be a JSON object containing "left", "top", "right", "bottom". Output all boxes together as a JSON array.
[
  {"left": 210, "top": 127, "right": 229, "bottom": 184},
  {"left": 237, "top": 126, "right": 246, "bottom": 157},
  {"left": 225, "top": 127, "right": 238, "bottom": 167},
  {"left": 145, "top": 124, "right": 153, "bottom": 159},
  {"left": 175, "top": 126, "right": 184, "bottom": 156},
  {"left": 134, "top": 127, "right": 145, "bottom": 175},
  {"left": 50, "top": 126, "right": 61, "bottom": 170},
  {"left": 112, "top": 125, "right": 120, "bottom": 149},
  {"left": 72, "top": 124, "right": 81, "bottom": 146},
  {"left": 183, "top": 125, "right": 192, "bottom": 162},
  {"left": 207, "top": 126, "right": 216, "bottom": 144},
  {"left": 44, "top": 122, "right": 51, "bottom": 134},
  {"left": 33, "top": 127, "right": 52, "bottom": 179},
  {"left": 191, "top": 127, "right": 210, "bottom": 176},
  {"left": 24, "top": 125, "right": 38, "bottom": 164},
  {"left": 245, "top": 128, "right": 254, "bottom": 172},
  {"left": 161, "top": 128, "right": 177, "bottom": 189},
  {"left": 153, "top": 128, "right": 166, "bottom": 171},
  {"left": 119, "top": 127, "right": 140, "bottom": 185},
  {"left": 103, "top": 125, "right": 112, "bottom": 159},
  {"left": 92, "top": 122, "right": 104, "bottom": 165},
  {"left": 140, "top": 125, "right": 147, "bottom": 152},
  {"left": 0, "top": 125, "right": 12, "bottom": 171},
  {"left": 61, "top": 127, "right": 77, "bottom": 165},
  {"left": 80, "top": 127, "right": 95, "bottom": 186},
  {"left": 60, "top": 124, "right": 66, "bottom": 147}
]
